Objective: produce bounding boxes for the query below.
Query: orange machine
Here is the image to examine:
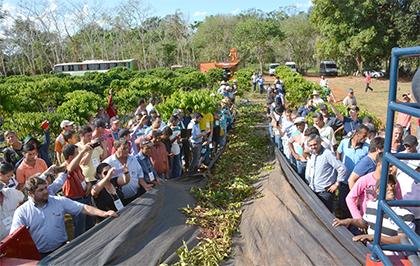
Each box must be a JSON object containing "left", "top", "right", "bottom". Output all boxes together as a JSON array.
[{"left": 199, "top": 48, "right": 240, "bottom": 75}]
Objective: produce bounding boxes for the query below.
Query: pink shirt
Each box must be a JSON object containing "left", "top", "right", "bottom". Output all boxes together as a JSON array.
[
  {"left": 397, "top": 112, "right": 411, "bottom": 128},
  {"left": 93, "top": 128, "right": 114, "bottom": 156},
  {"left": 346, "top": 172, "right": 403, "bottom": 219}
]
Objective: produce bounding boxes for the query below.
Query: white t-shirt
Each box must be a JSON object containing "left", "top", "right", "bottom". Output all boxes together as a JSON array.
[
  {"left": 317, "top": 125, "right": 337, "bottom": 145},
  {"left": 0, "top": 188, "right": 24, "bottom": 240},
  {"left": 103, "top": 155, "right": 144, "bottom": 199},
  {"left": 170, "top": 128, "right": 181, "bottom": 155},
  {"left": 396, "top": 169, "right": 420, "bottom": 219}
]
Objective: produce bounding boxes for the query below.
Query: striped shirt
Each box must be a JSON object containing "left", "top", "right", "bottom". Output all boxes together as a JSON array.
[{"left": 363, "top": 200, "right": 415, "bottom": 237}]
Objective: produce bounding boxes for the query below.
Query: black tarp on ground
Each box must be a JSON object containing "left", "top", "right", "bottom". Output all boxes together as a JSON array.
[
  {"left": 40, "top": 175, "right": 206, "bottom": 266},
  {"left": 225, "top": 149, "right": 369, "bottom": 266}
]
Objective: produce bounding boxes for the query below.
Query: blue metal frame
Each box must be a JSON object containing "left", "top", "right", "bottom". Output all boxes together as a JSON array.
[{"left": 371, "top": 46, "right": 420, "bottom": 265}]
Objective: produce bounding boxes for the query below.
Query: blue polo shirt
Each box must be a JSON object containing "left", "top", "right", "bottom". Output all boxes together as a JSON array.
[
  {"left": 343, "top": 117, "right": 361, "bottom": 135},
  {"left": 337, "top": 138, "right": 369, "bottom": 183},
  {"left": 135, "top": 152, "right": 158, "bottom": 182},
  {"left": 10, "top": 195, "right": 84, "bottom": 253},
  {"left": 352, "top": 155, "right": 376, "bottom": 177}
]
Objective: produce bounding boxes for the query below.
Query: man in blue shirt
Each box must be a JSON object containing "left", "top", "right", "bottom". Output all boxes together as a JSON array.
[
  {"left": 306, "top": 134, "right": 347, "bottom": 212},
  {"left": 348, "top": 137, "right": 384, "bottom": 189},
  {"left": 135, "top": 140, "right": 159, "bottom": 184},
  {"left": 329, "top": 97, "right": 362, "bottom": 136},
  {"left": 336, "top": 124, "right": 369, "bottom": 218},
  {"left": 187, "top": 113, "right": 209, "bottom": 175},
  {"left": 10, "top": 176, "right": 117, "bottom": 258}
]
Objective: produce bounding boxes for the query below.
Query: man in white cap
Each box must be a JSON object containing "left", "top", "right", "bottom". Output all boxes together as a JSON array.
[
  {"left": 288, "top": 117, "right": 307, "bottom": 178},
  {"left": 55, "top": 120, "right": 74, "bottom": 164},
  {"left": 312, "top": 90, "right": 324, "bottom": 107},
  {"left": 342, "top": 88, "right": 357, "bottom": 107}
]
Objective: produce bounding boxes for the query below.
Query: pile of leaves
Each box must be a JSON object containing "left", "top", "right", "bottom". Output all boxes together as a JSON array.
[{"left": 173, "top": 103, "right": 272, "bottom": 265}]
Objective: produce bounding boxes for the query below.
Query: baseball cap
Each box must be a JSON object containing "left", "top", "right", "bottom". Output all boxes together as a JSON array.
[
  {"left": 319, "top": 104, "right": 327, "bottom": 110},
  {"left": 139, "top": 139, "right": 153, "bottom": 148},
  {"left": 60, "top": 120, "right": 74, "bottom": 129},
  {"left": 348, "top": 88, "right": 354, "bottom": 93},
  {"left": 23, "top": 135, "right": 35, "bottom": 144},
  {"left": 118, "top": 129, "right": 130, "bottom": 139},
  {"left": 294, "top": 117, "right": 305, "bottom": 124},
  {"left": 348, "top": 105, "right": 360, "bottom": 112},
  {"left": 110, "top": 116, "right": 120, "bottom": 124},
  {"left": 193, "top": 112, "right": 202, "bottom": 119},
  {"left": 403, "top": 135, "right": 418, "bottom": 146}
]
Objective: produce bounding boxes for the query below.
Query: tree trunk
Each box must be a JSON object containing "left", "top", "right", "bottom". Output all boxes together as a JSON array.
[{"left": 355, "top": 52, "right": 363, "bottom": 73}]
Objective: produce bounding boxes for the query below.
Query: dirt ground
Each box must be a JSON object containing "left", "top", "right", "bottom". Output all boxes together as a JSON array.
[{"left": 304, "top": 76, "right": 412, "bottom": 124}]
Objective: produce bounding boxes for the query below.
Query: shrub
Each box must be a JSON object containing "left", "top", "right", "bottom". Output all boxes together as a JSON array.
[
  {"left": 206, "top": 68, "right": 225, "bottom": 88},
  {"left": 56, "top": 90, "right": 102, "bottom": 126},
  {"left": 173, "top": 71, "right": 208, "bottom": 90},
  {"left": 233, "top": 67, "right": 255, "bottom": 95}
]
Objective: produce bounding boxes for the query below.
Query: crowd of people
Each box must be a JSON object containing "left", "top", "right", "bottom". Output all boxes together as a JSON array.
[
  {"left": 267, "top": 76, "right": 419, "bottom": 255},
  {"left": 0, "top": 87, "right": 236, "bottom": 258}
]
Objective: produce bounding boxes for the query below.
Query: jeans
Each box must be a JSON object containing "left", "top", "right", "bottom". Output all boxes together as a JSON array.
[
  {"left": 416, "top": 126, "right": 420, "bottom": 141},
  {"left": 316, "top": 191, "right": 334, "bottom": 212},
  {"left": 274, "top": 135, "right": 282, "bottom": 151},
  {"left": 189, "top": 143, "right": 202, "bottom": 174},
  {"left": 202, "top": 143, "right": 212, "bottom": 165},
  {"left": 219, "top": 135, "right": 226, "bottom": 147},
  {"left": 296, "top": 160, "right": 306, "bottom": 180},
  {"left": 170, "top": 153, "right": 183, "bottom": 178},
  {"left": 252, "top": 82, "right": 256, "bottom": 92},
  {"left": 338, "top": 183, "right": 351, "bottom": 218},
  {"left": 71, "top": 196, "right": 95, "bottom": 238},
  {"left": 259, "top": 84, "right": 264, "bottom": 94},
  {"left": 181, "top": 140, "right": 191, "bottom": 170}
]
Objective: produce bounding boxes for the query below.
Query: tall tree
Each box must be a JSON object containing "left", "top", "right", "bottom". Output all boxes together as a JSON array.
[
  {"left": 311, "top": 0, "right": 420, "bottom": 72},
  {"left": 233, "top": 17, "right": 283, "bottom": 73},
  {"left": 280, "top": 13, "right": 317, "bottom": 72}
]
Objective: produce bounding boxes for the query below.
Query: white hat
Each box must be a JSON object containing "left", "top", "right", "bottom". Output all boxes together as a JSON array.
[
  {"left": 294, "top": 117, "right": 305, "bottom": 124},
  {"left": 312, "top": 90, "right": 319, "bottom": 95},
  {"left": 60, "top": 120, "right": 74, "bottom": 128}
]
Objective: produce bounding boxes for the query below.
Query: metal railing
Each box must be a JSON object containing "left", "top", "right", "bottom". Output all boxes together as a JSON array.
[{"left": 371, "top": 46, "right": 420, "bottom": 265}]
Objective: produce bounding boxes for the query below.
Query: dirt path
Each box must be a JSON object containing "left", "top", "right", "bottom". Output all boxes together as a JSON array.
[{"left": 225, "top": 97, "right": 367, "bottom": 266}]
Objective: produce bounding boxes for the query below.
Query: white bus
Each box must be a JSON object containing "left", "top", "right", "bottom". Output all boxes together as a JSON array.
[{"left": 53, "top": 59, "right": 137, "bottom": 76}]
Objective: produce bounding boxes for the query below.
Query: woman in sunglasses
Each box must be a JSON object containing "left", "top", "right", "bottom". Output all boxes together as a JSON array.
[{"left": 91, "top": 162, "right": 130, "bottom": 221}]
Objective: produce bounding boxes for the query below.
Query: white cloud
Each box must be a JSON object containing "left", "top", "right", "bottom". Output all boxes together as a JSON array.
[
  {"left": 231, "top": 8, "right": 240, "bottom": 15},
  {"left": 294, "top": 0, "right": 313, "bottom": 10},
  {"left": 193, "top": 11, "right": 207, "bottom": 17}
]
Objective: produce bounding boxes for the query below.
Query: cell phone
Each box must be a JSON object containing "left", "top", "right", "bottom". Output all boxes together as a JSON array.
[{"left": 91, "top": 142, "right": 101, "bottom": 148}]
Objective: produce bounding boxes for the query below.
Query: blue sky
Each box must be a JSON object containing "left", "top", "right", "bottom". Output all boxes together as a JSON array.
[{"left": 3, "top": 0, "right": 312, "bottom": 22}]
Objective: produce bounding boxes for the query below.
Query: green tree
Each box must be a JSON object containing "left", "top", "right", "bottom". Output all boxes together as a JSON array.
[
  {"left": 233, "top": 17, "right": 283, "bottom": 73},
  {"left": 311, "top": 0, "right": 420, "bottom": 72},
  {"left": 280, "top": 13, "right": 317, "bottom": 72}
]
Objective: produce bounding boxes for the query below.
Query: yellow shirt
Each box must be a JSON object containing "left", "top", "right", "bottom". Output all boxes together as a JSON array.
[
  {"left": 199, "top": 113, "right": 214, "bottom": 131},
  {"left": 76, "top": 142, "right": 104, "bottom": 182}
]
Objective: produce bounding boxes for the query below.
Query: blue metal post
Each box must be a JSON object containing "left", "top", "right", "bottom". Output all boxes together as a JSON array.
[
  {"left": 370, "top": 48, "right": 399, "bottom": 262},
  {"left": 369, "top": 46, "right": 420, "bottom": 264}
]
